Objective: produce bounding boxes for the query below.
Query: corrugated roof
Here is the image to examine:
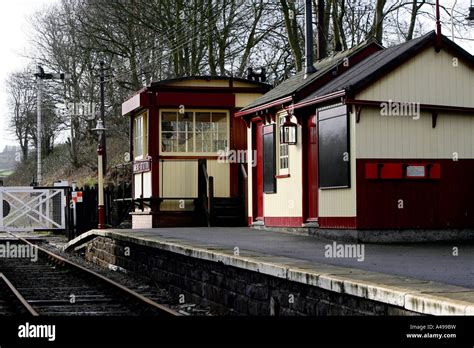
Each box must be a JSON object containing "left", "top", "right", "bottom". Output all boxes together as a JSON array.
[{"left": 240, "top": 39, "right": 382, "bottom": 111}]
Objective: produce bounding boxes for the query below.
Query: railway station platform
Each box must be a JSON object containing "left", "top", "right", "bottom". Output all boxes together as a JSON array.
[{"left": 65, "top": 227, "right": 474, "bottom": 316}]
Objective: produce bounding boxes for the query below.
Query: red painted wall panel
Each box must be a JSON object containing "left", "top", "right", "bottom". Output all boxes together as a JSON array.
[
  {"left": 357, "top": 159, "right": 474, "bottom": 229},
  {"left": 253, "top": 122, "right": 264, "bottom": 220},
  {"left": 303, "top": 114, "right": 319, "bottom": 221},
  {"left": 365, "top": 163, "right": 379, "bottom": 179},
  {"left": 365, "top": 162, "right": 442, "bottom": 180},
  {"left": 229, "top": 113, "right": 248, "bottom": 197},
  {"left": 380, "top": 163, "right": 403, "bottom": 179},
  {"left": 264, "top": 217, "right": 304, "bottom": 227},
  {"left": 318, "top": 217, "right": 357, "bottom": 229},
  {"left": 428, "top": 164, "right": 441, "bottom": 179},
  {"left": 156, "top": 92, "right": 235, "bottom": 108},
  {"left": 148, "top": 102, "right": 160, "bottom": 206}
]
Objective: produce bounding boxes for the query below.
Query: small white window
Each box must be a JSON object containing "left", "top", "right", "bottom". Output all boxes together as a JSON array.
[
  {"left": 279, "top": 115, "right": 289, "bottom": 175},
  {"left": 134, "top": 113, "right": 147, "bottom": 159}
]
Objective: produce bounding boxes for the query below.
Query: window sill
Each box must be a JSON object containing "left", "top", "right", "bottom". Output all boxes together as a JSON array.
[
  {"left": 275, "top": 174, "right": 291, "bottom": 179},
  {"left": 159, "top": 155, "right": 220, "bottom": 160}
]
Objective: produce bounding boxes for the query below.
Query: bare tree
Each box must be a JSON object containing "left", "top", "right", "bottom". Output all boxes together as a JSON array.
[
  {"left": 280, "top": 0, "right": 304, "bottom": 72},
  {"left": 7, "top": 70, "right": 35, "bottom": 161}
]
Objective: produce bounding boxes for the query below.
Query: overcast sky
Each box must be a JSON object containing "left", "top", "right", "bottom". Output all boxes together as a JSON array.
[
  {"left": 0, "top": 0, "right": 472, "bottom": 153},
  {"left": 0, "top": 0, "right": 57, "bottom": 152}
]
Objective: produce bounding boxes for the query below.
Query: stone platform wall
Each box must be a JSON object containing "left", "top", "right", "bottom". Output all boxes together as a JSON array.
[{"left": 84, "top": 236, "right": 418, "bottom": 316}]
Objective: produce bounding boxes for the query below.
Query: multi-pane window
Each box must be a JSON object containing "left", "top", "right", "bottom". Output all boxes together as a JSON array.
[
  {"left": 134, "top": 112, "right": 147, "bottom": 158},
  {"left": 161, "top": 111, "right": 228, "bottom": 154},
  {"left": 162, "top": 112, "right": 194, "bottom": 152},
  {"left": 279, "top": 115, "right": 289, "bottom": 173}
]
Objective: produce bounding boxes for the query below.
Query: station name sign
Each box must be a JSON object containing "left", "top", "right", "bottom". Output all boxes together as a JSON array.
[{"left": 133, "top": 158, "right": 152, "bottom": 173}]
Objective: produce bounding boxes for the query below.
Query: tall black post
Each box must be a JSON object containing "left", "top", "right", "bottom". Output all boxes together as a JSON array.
[
  {"left": 304, "top": 0, "right": 317, "bottom": 78},
  {"left": 316, "top": 0, "right": 326, "bottom": 60},
  {"left": 435, "top": 0, "right": 441, "bottom": 51}
]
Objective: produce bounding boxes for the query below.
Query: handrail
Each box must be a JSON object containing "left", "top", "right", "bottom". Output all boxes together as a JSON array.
[
  {"left": 199, "top": 161, "right": 214, "bottom": 227},
  {"left": 202, "top": 161, "right": 210, "bottom": 185},
  {"left": 240, "top": 163, "right": 248, "bottom": 179}
]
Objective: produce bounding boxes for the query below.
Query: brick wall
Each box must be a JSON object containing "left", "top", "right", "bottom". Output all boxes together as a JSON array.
[{"left": 85, "top": 236, "right": 418, "bottom": 316}]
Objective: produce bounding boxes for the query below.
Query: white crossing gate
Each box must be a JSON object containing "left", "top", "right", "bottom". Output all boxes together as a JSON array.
[{"left": 0, "top": 187, "right": 67, "bottom": 232}]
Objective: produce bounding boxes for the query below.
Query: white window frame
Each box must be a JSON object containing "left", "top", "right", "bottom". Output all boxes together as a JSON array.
[
  {"left": 159, "top": 109, "right": 230, "bottom": 156},
  {"left": 133, "top": 111, "right": 148, "bottom": 160},
  {"left": 278, "top": 114, "right": 290, "bottom": 175}
]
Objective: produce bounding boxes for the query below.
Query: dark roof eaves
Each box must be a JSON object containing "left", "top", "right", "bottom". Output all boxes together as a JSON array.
[
  {"left": 240, "top": 41, "right": 383, "bottom": 112},
  {"left": 440, "top": 36, "right": 474, "bottom": 67},
  {"left": 340, "top": 32, "right": 437, "bottom": 96},
  {"left": 150, "top": 76, "right": 272, "bottom": 89}
]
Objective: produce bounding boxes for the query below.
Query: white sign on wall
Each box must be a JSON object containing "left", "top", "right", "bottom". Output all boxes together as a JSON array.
[{"left": 406, "top": 165, "right": 425, "bottom": 178}]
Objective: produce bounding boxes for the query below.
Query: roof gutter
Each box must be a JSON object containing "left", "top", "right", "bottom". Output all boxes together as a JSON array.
[
  {"left": 345, "top": 98, "right": 474, "bottom": 114},
  {"left": 292, "top": 90, "right": 346, "bottom": 110},
  {"left": 234, "top": 96, "right": 293, "bottom": 118}
]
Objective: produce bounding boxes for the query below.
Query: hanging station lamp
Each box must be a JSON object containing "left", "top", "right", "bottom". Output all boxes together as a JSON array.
[{"left": 280, "top": 115, "right": 298, "bottom": 145}]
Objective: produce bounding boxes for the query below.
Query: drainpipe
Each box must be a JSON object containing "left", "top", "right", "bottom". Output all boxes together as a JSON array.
[{"left": 304, "top": 0, "right": 316, "bottom": 78}]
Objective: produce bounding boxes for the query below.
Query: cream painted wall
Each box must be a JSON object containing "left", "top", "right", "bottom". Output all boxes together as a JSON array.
[
  {"left": 159, "top": 159, "right": 229, "bottom": 201},
  {"left": 165, "top": 80, "right": 229, "bottom": 88},
  {"left": 158, "top": 159, "right": 197, "bottom": 212},
  {"left": 263, "top": 111, "right": 303, "bottom": 218},
  {"left": 357, "top": 48, "right": 474, "bottom": 108},
  {"left": 235, "top": 93, "right": 265, "bottom": 108},
  {"left": 356, "top": 46, "right": 474, "bottom": 159},
  {"left": 159, "top": 160, "right": 198, "bottom": 198},
  {"left": 356, "top": 109, "right": 474, "bottom": 159},
  {"left": 318, "top": 107, "right": 357, "bottom": 218},
  {"left": 143, "top": 172, "right": 152, "bottom": 198},
  {"left": 207, "top": 160, "right": 230, "bottom": 197},
  {"left": 133, "top": 174, "right": 142, "bottom": 199}
]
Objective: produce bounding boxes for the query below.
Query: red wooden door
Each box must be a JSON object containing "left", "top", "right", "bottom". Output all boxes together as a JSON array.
[
  {"left": 305, "top": 114, "right": 318, "bottom": 221},
  {"left": 253, "top": 122, "right": 264, "bottom": 221}
]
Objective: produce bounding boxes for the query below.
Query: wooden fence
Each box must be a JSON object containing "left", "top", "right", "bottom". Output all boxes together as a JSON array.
[{"left": 71, "top": 183, "right": 132, "bottom": 239}]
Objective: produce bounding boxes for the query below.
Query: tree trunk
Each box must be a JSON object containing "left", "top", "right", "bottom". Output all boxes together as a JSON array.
[
  {"left": 332, "top": 0, "right": 342, "bottom": 51},
  {"left": 373, "top": 0, "right": 386, "bottom": 43},
  {"left": 407, "top": 0, "right": 425, "bottom": 41},
  {"left": 280, "top": 0, "right": 303, "bottom": 72},
  {"left": 314, "top": 0, "right": 327, "bottom": 60}
]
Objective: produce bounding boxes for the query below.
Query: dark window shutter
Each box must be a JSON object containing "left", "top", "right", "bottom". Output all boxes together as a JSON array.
[
  {"left": 263, "top": 124, "right": 276, "bottom": 193},
  {"left": 318, "top": 105, "right": 351, "bottom": 188}
]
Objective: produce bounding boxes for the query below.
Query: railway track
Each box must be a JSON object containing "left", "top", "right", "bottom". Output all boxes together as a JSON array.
[{"left": 0, "top": 233, "right": 180, "bottom": 317}]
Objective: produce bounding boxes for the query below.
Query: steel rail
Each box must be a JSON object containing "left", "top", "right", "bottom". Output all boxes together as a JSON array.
[
  {"left": 4, "top": 231, "right": 180, "bottom": 317},
  {"left": 0, "top": 272, "right": 39, "bottom": 316}
]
